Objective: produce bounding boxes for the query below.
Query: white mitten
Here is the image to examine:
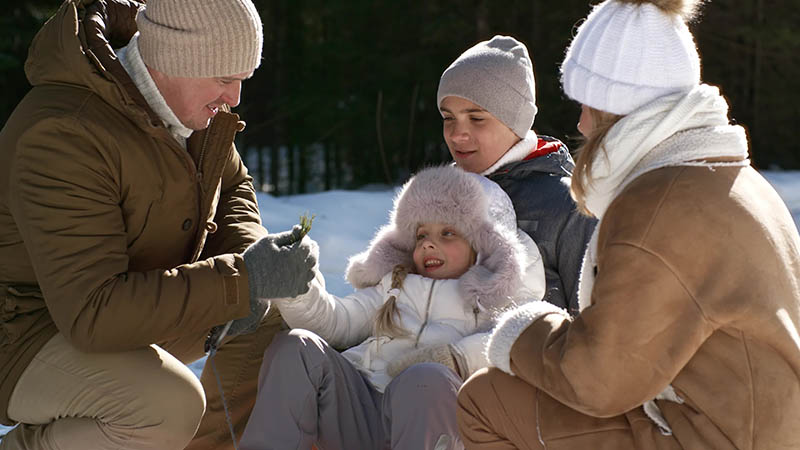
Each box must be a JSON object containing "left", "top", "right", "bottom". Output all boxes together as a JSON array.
[{"left": 386, "top": 343, "right": 462, "bottom": 378}]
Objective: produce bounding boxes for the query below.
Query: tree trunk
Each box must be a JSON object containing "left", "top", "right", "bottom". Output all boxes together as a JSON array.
[
  {"left": 376, "top": 89, "right": 393, "bottom": 184},
  {"left": 298, "top": 145, "right": 308, "bottom": 194},
  {"left": 406, "top": 83, "right": 420, "bottom": 173}
]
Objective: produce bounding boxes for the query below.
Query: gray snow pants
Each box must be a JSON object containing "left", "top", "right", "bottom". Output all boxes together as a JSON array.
[{"left": 239, "top": 329, "right": 464, "bottom": 450}]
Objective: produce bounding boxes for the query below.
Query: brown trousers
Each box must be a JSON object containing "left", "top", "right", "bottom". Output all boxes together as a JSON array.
[
  {"left": 0, "top": 307, "right": 284, "bottom": 450},
  {"left": 457, "top": 368, "right": 681, "bottom": 450}
]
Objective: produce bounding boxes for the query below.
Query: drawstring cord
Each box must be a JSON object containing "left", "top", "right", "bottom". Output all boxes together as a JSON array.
[{"left": 207, "top": 346, "right": 240, "bottom": 450}]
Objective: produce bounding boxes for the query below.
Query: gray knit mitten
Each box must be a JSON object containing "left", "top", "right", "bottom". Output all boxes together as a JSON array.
[{"left": 227, "top": 226, "right": 318, "bottom": 336}]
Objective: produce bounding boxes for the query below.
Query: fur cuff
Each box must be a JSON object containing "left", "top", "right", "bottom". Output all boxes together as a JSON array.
[
  {"left": 486, "top": 301, "right": 569, "bottom": 375},
  {"left": 642, "top": 385, "right": 684, "bottom": 436}
]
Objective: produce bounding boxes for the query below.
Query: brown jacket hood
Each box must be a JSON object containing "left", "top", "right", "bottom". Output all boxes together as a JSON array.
[{"left": 26, "top": 0, "right": 163, "bottom": 130}]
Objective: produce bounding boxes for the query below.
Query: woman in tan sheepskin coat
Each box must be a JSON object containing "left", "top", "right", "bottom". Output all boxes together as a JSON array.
[{"left": 456, "top": 0, "right": 800, "bottom": 449}]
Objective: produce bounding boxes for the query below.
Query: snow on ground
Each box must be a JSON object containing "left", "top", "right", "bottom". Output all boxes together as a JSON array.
[
  {"left": 762, "top": 171, "right": 800, "bottom": 227},
  {"left": 2, "top": 170, "right": 799, "bottom": 438}
]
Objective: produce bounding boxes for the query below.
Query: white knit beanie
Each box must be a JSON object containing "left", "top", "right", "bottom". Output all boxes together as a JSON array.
[
  {"left": 437, "top": 35, "right": 537, "bottom": 138},
  {"left": 561, "top": 0, "right": 702, "bottom": 115},
  {"left": 136, "top": 0, "right": 263, "bottom": 77}
]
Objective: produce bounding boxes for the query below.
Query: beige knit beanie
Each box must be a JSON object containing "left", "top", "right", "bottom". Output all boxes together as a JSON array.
[
  {"left": 136, "top": 0, "right": 263, "bottom": 78},
  {"left": 437, "top": 35, "right": 537, "bottom": 139}
]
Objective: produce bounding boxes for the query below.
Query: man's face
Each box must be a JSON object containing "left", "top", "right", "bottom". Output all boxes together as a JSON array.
[
  {"left": 440, "top": 96, "right": 520, "bottom": 174},
  {"left": 151, "top": 69, "right": 253, "bottom": 130}
]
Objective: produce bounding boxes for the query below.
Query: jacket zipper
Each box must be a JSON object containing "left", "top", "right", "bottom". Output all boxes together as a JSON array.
[
  {"left": 414, "top": 280, "right": 436, "bottom": 348},
  {"left": 195, "top": 125, "right": 212, "bottom": 195}
]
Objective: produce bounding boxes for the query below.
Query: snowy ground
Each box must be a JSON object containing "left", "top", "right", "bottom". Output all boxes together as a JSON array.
[
  {"left": 2, "top": 170, "right": 799, "bottom": 439},
  {"left": 763, "top": 171, "right": 800, "bottom": 227}
]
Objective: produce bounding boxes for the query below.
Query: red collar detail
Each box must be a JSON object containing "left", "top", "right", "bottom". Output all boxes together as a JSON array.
[{"left": 523, "top": 139, "right": 561, "bottom": 161}]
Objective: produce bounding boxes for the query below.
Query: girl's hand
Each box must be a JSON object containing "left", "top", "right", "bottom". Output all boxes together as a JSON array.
[{"left": 386, "top": 344, "right": 462, "bottom": 379}]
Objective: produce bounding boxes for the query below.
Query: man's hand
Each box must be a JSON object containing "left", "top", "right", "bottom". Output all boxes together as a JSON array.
[{"left": 226, "top": 227, "right": 318, "bottom": 337}]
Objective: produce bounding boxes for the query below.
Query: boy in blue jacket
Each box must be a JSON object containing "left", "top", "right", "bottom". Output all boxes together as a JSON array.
[{"left": 437, "top": 35, "right": 596, "bottom": 314}]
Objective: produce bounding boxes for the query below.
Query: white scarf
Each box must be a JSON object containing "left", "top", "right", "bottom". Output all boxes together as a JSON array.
[
  {"left": 481, "top": 130, "right": 539, "bottom": 176},
  {"left": 117, "top": 33, "right": 193, "bottom": 147},
  {"left": 575, "top": 84, "right": 750, "bottom": 434}
]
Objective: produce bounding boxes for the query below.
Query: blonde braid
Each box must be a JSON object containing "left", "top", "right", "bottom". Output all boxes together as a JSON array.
[
  {"left": 373, "top": 265, "right": 411, "bottom": 338},
  {"left": 571, "top": 107, "right": 623, "bottom": 216}
]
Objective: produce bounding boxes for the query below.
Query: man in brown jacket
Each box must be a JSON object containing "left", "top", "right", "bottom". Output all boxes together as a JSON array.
[{"left": 0, "top": 1, "right": 317, "bottom": 449}]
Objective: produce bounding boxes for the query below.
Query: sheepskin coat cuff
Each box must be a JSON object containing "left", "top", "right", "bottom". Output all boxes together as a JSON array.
[{"left": 486, "top": 301, "right": 569, "bottom": 375}]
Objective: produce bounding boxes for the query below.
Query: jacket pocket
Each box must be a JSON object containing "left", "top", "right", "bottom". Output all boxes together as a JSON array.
[
  {"left": 1, "top": 285, "right": 48, "bottom": 343},
  {"left": 126, "top": 200, "right": 155, "bottom": 249}
]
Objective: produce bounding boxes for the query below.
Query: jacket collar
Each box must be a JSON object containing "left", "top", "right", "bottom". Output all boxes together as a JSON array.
[
  {"left": 487, "top": 135, "right": 575, "bottom": 179},
  {"left": 481, "top": 130, "right": 539, "bottom": 176},
  {"left": 27, "top": 0, "right": 171, "bottom": 135}
]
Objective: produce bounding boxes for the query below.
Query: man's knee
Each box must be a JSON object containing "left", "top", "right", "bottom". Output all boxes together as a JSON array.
[
  {"left": 3, "top": 345, "right": 206, "bottom": 450},
  {"left": 132, "top": 359, "right": 206, "bottom": 448}
]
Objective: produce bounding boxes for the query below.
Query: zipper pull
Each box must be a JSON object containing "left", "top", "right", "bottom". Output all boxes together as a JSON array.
[{"left": 196, "top": 171, "right": 206, "bottom": 194}]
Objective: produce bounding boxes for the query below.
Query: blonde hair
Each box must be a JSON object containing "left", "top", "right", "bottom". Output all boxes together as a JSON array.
[
  {"left": 373, "top": 265, "right": 412, "bottom": 338},
  {"left": 570, "top": 107, "right": 624, "bottom": 216}
]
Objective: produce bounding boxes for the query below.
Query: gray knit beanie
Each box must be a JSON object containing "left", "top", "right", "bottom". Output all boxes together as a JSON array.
[
  {"left": 437, "top": 35, "right": 537, "bottom": 138},
  {"left": 136, "top": 0, "right": 263, "bottom": 78}
]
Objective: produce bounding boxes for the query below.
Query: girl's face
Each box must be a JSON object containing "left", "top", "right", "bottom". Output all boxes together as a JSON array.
[
  {"left": 577, "top": 104, "right": 594, "bottom": 137},
  {"left": 412, "top": 223, "right": 475, "bottom": 280},
  {"left": 440, "top": 96, "right": 520, "bottom": 174}
]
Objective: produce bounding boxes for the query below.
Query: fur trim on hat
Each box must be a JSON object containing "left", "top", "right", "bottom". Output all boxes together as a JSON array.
[
  {"left": 617, "top": 0, "right": 703, "bottom": 19},
  {"left": 345, "top": 165, "right": 528, "bottom": 310}
]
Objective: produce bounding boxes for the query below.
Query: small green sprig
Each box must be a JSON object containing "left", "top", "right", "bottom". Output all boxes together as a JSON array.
[{"left": 294, "top": 212, "right": 315, "bottom": 242}]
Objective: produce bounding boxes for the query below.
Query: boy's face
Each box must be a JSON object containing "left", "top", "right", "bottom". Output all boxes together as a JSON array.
[
  {"left": 440, "top": 96, "right": 520, "bottom": 173},
  {"left": 412, "top": 223, "right": 475, "bottom": 280}
]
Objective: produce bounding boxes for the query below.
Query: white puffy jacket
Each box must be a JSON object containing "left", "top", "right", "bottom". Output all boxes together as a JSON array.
[{"left": 275, "top": 231, "right": 544, "bottom": 391}]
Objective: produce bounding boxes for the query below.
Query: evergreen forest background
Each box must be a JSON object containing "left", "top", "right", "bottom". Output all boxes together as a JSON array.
[{"left": 2, "top": 0, "right": 798, "bottom": 194}]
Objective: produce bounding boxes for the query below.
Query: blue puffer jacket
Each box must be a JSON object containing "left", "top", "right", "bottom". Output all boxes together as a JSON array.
[{"left": 485, "top": 133, "right": 597, "bottom": 314}]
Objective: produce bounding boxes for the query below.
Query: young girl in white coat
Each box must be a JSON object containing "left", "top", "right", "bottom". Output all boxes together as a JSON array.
[{"left": 238, "top": 165, "right": 545, "bottom": 450}]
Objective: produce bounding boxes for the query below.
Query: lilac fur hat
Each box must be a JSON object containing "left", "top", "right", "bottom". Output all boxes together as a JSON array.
[{"left": 345, "top": 165, "right": 528, "bottom": 309}]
